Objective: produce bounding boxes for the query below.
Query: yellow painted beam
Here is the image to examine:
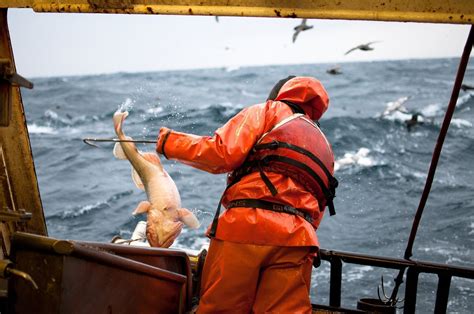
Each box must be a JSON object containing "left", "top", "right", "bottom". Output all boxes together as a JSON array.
[
  {"left": 1, "top": 0, "right": 473, "bottom": 24},
  {"left": 0, "top": 9, "right": 48, "bottom": 239}
]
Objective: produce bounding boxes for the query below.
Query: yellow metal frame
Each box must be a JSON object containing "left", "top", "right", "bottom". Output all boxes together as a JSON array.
[
  {"left": 0, "top": 0, "right": 473, "bottom": 24},
  {"left": 0, "top": 10, "right": 47, "bottom": 241}
]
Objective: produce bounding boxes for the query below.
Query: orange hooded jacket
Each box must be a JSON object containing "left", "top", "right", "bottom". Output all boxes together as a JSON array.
[{"left": 156, "top": 77, "right": 332, "bottom": 248}]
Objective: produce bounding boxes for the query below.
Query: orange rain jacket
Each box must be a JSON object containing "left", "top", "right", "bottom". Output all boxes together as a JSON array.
[{"left": 156, "top": 77, "right": 332, "bottom": 249}]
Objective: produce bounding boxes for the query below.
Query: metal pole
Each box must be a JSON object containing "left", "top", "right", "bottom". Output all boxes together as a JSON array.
[
  {"left": 83, "top": 137, "right": 157, "bottom": 148},
  {"left": 388, "top": 25, "right": 474, "bottom": 305},
  {"left": 404, "top": 25, "right": 474, "bottom": 260}
]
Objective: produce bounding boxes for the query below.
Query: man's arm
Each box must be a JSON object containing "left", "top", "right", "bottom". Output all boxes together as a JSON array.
[{"left": 156, "top": 104, "right": 267, "bottom": 174}]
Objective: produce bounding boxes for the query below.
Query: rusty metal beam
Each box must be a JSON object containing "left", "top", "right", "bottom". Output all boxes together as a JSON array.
[
  {"left": 1, "top": 0, "right": 473, "bottom": 24},
  {"left": 0, "top": 9, "right": 47, "bottom": 242}
]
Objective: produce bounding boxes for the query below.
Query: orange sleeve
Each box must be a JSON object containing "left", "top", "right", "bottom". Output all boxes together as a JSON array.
[{"left": 156, "top": 103, "right": 268, "bottom": 174}]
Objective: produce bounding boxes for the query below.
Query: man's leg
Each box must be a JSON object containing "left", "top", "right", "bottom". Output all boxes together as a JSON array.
[
  {"left": 197, "top": 239, "right": 268, "bottom": 314},
  {"left": 251, "top": 246, "right": 314, "bottom": 314}
]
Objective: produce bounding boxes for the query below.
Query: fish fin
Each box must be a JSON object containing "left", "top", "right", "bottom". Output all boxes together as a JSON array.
[
  {"left": 141, "top": 152, "right": 164, "bottom": 170},
  {"left": 113, "top": 136, "right": 133, "bottom": 160},
  {"left": 132, "top": 201, "right": 151, "bottom": 215},
  {"left": 131, "top": 167, "right": 145, "bottom": 190},
  {"left": 177, "top": 208, "right": 200, "bottom": 229}
]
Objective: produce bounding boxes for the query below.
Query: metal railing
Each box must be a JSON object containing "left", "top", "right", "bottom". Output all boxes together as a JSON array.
[{"left": 318, "top": 249, "right": 474, "bottom": 313}]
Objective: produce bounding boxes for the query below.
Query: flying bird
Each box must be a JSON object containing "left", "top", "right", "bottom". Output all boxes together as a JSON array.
[
  {"left": 292, "top": 19, "right": 313, "bottom": 43},
  {"left": 344, "top": 41, "right": 380, "bottom": 55}
]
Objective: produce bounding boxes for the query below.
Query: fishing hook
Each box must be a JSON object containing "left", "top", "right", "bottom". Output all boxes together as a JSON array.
[
  {"left": 377, "top": 275, "right": 403, "bottom": 307},
  {"left": 377, "top": 275, "right": 390, "bottom": 303},
  {"left": 82, "top": 137, "right": 157, "bottom": 148}
]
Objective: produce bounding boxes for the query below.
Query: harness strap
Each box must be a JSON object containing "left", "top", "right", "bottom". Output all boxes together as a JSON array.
[
  {"left": 254, "top": 140, "right": 338, "bottom": 189},
  {"left": 209, "top": 194, "right": 225, "bottom": 237},
  {"left": 258, "top": 162, "right": 278, "bottom": 196},
  {"left": 260, "top": 155, "right": 336, "bottom": 216},
  {"left": 227, "top": 199, "right": 314, "bottom": 224}
]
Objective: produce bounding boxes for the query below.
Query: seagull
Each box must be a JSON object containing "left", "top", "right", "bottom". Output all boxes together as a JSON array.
[
  {"left": 344, "top": 41, "right": 380, "bottom": 55},
  {"left": 326, "top": 65, "right": 342, "bottom": 75},
  {"left": 381, "top": 96, "right": 409, "bottom": 117},
  {"left": 292, "top": 19, "right": 313, "bottom": 43}
]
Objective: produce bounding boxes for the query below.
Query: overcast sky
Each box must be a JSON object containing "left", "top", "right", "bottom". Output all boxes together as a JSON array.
[{"left": 8, "top": 9, "right": 472, "bottom": 78}]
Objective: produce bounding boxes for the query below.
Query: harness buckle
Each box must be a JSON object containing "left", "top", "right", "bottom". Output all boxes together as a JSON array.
[{"left": 268, "top": 140, "right": 280, "bottom": 149}]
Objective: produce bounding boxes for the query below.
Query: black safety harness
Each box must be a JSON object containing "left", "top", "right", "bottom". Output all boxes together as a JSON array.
[{"left": 209, "top": 101, "right": 338, "bottom": 237}]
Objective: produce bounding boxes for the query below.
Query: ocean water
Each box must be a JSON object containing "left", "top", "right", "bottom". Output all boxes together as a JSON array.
[{"left": 22, "top": 58, "right": 473, "bottom": 312}]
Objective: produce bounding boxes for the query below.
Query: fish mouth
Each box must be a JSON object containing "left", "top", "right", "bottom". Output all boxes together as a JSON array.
[
  {"left": 149, "top": 221, "right": 183, "bottom": 248},
  {"left": 161, "top": 222, "right": 183, "bottom": 248}
]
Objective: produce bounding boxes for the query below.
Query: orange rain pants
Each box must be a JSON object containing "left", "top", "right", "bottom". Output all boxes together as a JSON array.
[{"left": 197, "top": 239, "right": 314, "bottom": 314}]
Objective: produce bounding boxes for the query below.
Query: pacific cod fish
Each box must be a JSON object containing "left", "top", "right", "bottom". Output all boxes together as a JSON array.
[{"left": 113, "top": 110, "right": 200, "bottom": 248}]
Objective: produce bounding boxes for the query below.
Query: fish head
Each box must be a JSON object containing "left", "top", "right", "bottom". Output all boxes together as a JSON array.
[{"left": 146, "top": 209, "right": 184, "bottom": 248}]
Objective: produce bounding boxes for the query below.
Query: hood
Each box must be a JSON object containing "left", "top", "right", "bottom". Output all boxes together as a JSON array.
[{"left": 274, "top": 77, "right": 329, "bottom": 120}]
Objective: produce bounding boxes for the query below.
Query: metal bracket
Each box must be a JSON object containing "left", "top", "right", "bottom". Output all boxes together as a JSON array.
[
  {"left": 0, "top": 59, "right": 33, "bottom": 89},
  {"left": 0, "top": 209, "right": 32, "bottom": 223},
  {"left": 0, "top": 59, "right": 33, "bottom": 127}
]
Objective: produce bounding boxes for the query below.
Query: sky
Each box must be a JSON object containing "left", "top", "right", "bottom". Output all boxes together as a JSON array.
[{"left": 7, "top": 9, "right": 472, "bottom": 78}]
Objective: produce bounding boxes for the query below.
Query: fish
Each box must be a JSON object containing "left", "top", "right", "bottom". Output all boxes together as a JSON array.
[{"left": 112, "top": 110, "right": 200, "bottom": 248}]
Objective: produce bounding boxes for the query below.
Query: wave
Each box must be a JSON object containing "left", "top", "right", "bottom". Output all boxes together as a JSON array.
[
  {"left": 420, "top": 103, "right": 443, "bottom": 117},
  {"left": 241, "top": 89, "right": 260, "bottom": 97},
  {"left": 451, "top": 118, "right": 473, "bottom": 128},
  {"left": 334, "top": 147, "right": 375, "bottom": 172},
  {"left": 345, "top": 265, "right": 375, "bottom": 283},
  {"left": 457, "top": 91, "right": 473, "bottom": 108},
  {"left": 27, "top": 123, "right": 57, "bottom": 134},
  {"left": 224, "top": 65, "right": 240, "bottom": 72},
  {"left": 46, "top": 190, "right": 133, "bottom": 220},
  {"left": 195, "top": 102, "right": 243, "bottom": 120}
]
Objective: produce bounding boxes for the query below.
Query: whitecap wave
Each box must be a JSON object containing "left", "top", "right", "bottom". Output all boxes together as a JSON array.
[
  {"left": 382, "top": 110, "right": 419, "bottom": 123},
  {"left": 456, "top": 92, "right": 473, "bottom": 108},
  {"left": 451, "top": 118, "right": 473, "bottom": 128},
  {"left": 335, "top": 147, "right": 374, "bottom": 172},
  {"left": 44, "top": 109, "right": 73, "bottom": 126},
  {"left": 241, "top": 89, "right": 259, "bottom": 97},
  {"left": 60, "top": 201, "right": 109, "bottom": 218},
  {"left": 420, "top": 103, "right": 442, "bottom": 117},
  {"left": 345, "top": 265, "right": 374, "bottom": 282},
  {"left": 225, "top": 65, "right": 240, "bottom": 72},
  {"left": 27, "top": 123, "right": 57, "bottom": 134}
]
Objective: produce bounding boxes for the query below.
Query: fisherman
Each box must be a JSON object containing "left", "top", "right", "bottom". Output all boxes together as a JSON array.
[{"left": 155, "top": 76, "right": 337, "bottom": 313}]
